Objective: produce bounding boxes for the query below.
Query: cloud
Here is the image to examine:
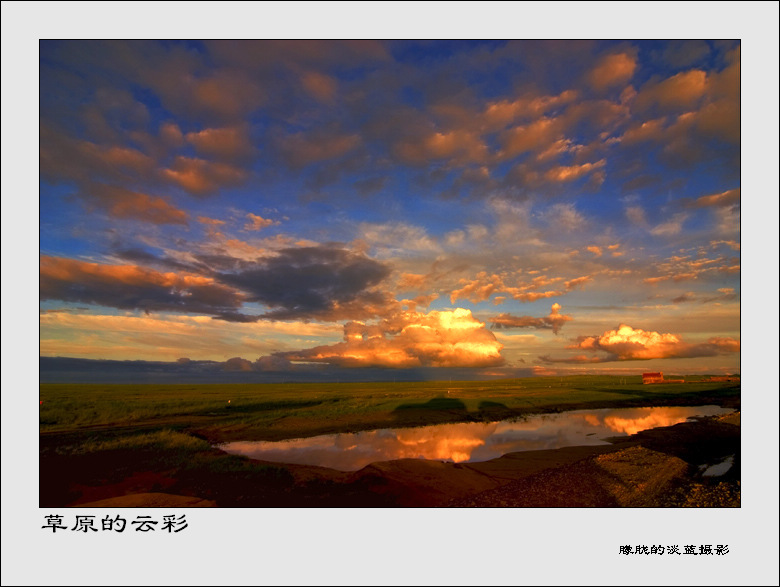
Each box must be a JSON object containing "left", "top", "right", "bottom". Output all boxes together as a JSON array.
[
  {"left": 480, "top": 90, "right": 579, "bottom": 130},
  {"left": 197, "top": 216, "right": 226, "bottom": 226},
  {"left": 185, "top": 125, "right": 256, "bottom": 163},
  {"left": 217, "top": 245, "right": 395, "bottom": 321},
  {"left": 243, "top": 213, "right": 279, "bottom": 231},
  {"left": 544, "top": 203, "right": 586, "bottom": 231},
  {"left": 162, "top": 156, "right": 248, "bottom": 196},
  {"left": 222, "top": 357, "right": 254, "bottom": 371},
  {"left": 394, "top": 129, "right": 488, "bottom": 166},
  {"left": 650, "top": 213, "right": 688, "bottom": 236},
  {"left": 39, "top": 311, "right": 341, "bottom": 362},
  {"left": 643, "top": 253, "right": 732, "bottom": 284},
  {"left": 79, "top": 183, "right": 188, "bottom": 225},
  {"left": 275, "top": 308, "right": 504, "bottom": 368},
  {"left": 450, "top": 269, "right": 590, "bottom": 306},
  {"left": 158, "top": 69, "right": 266, "bottom": 124},
  {"left": 40, "top": 125, "right": 155, "bottom": 184},
  {"left": 450, "top": 272, "right": 504, "bottom": 304},
  {"left": 40, "top": 256, "right": 244, "bottom": 317},
  {"left": 359, "top": 222, "right": 439, "bottom": 257},
  {"left": 499, "top": 116, "right": 567, "bottom": 160},
  {"left": 490, "top": 303, "right": 573, "bottom": 334},
  {"left": 671, "top": 289, "right": 737, "bottom": 305},
  {"left": 563, "top": 276, "right": 592, "bottom": 290},
  {"left": 690, "top": 188, "right": 740, "bottom": 208},
  {"left": 300, "top": 71, "right": 338, "bottom": 102},
  {"left": 625, "top": 204, "right": 648, "bottom": 226},
  {"left": 587, "top": 52, "right": 637, "bottom": 91},
  {"left": 544, "top": 159, "right": 606, "bottom": 183},
  {"left": 275, "top": 129, "right": 360, "bottom": 169},
  {"left": 634, "top": 69, "right": 709, "bottom": 113},
  {"left": 540, "top": 323, "right": 739, "bottom": 363}
]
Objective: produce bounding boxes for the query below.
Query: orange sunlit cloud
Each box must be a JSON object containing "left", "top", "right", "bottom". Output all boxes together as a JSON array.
[
  {"left": 541, "top": 323, "right": 739, "bottom": 363},
  {"left": 80, "top": 184, "right": 188, "bottom": 225},
  {"left": 276, "top": 308, "right": 504, "bottom": 368},
  {"left": 162, "top": 156, "right": 248, "bottom": 195},
  {"left": 185, "top": 125, "right": 256, "bottom": 162},
  {"left": 691, "top": 188, "right": 740, "bottom": 208},
  {"left": 243, "top": 213, "right": 279, "bottom": 231},
  {"left": 587, "top": 52, "right": 637, "bottom": 91},
  {"left": 634, "top": 69, "right": 709, "bottom": 112}
]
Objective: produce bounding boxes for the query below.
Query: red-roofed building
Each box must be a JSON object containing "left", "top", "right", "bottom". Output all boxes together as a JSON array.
[{"left": 642, "top": 372, "right": 664, "bottom": 384}]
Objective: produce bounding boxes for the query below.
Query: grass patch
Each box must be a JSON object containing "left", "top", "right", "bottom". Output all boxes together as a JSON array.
[{"left": 57, "top": 429, "right": 211, "bottom": 456}]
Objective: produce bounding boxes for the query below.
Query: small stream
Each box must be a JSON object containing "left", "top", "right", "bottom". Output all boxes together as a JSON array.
[{"left": 218, "top": 405, "right": 732, "bottom": 471}]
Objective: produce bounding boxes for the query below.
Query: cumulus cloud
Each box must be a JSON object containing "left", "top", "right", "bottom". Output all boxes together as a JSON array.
[
  {"left": 490, "top": 303, "right": 573, "bottom": 334},
  {"left": 274, "top": 308, "right": 504, "bottom": 368},
  {"left": 540, "top": 323, "right": 739, "bottom": 363}
]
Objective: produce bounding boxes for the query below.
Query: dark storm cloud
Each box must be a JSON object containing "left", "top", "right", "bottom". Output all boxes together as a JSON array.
[{"left": 217, "top": 245, "right": 394, "bottom": 321}]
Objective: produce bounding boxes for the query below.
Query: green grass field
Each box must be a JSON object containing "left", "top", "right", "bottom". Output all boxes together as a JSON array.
[{"left": 40, "top": 375, "right": 740, "bottom": 444}]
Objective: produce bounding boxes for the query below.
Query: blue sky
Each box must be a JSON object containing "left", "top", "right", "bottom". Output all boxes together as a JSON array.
[{"left": 35, "top": 38, "right": 747, "bottom": 376}]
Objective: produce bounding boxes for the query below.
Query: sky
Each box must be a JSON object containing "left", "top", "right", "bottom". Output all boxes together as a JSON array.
[{"left": 38, "top": 39, "right": 744, "bottom": 378}]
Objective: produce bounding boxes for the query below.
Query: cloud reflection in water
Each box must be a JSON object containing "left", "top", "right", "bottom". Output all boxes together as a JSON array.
[{"left": 219, "top": 405, "right": 730, "bottom": 471}]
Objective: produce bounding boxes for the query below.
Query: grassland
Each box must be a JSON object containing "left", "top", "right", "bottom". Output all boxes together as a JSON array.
[
  {"left": 39, "top": 376, "right": 740, "bottom": 507},
  {"left": 40, "top": 375, "right": 740, "bottom": 441}
]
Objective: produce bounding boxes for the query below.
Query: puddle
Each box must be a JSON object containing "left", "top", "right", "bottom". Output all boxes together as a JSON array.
[
  {"left": 701, "top": 455, "right": 735, "bottom": 477},
  {"left": 218, "top": 405, "right": 732, "bottom": 471}
]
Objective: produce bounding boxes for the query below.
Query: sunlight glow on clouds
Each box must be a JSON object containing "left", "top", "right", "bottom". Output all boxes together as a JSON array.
[
  {"left": 275, "top": 308, "right": 504, "bottom": 368},
  {"left": 540, "top": 324, "right": 739, "bottom": 364},
  {"left": 37, "top": 39, "right": 741, "bottom": 375}
]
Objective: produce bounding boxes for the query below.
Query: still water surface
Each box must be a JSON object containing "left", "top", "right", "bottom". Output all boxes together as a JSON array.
[{"left": 218, "top": 405, "right": 731, "bottom": 471}]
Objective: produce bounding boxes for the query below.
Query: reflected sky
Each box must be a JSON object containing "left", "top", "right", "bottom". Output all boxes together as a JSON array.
[{"left": 218, "top": 405, "right": 731, "bottom": 471}]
